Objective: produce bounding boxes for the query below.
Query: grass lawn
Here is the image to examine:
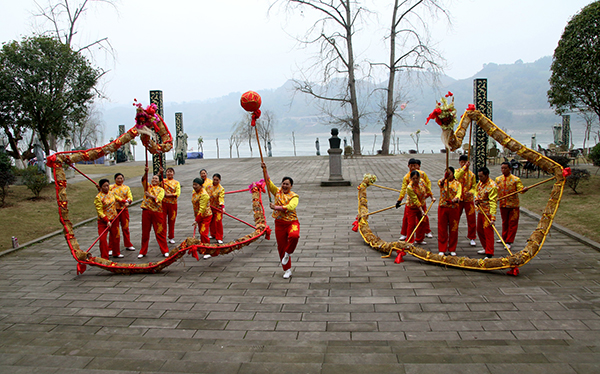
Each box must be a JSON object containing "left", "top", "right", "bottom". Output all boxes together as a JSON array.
[
  {"left": 520, "top": 173, "right": 600, "bottom": 243},
  {"left": 0, "top": 164, "right": 146, "bottom": 251}
]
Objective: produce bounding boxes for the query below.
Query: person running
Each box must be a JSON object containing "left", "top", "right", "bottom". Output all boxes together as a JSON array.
[
  {"left": 162, "top": 167, "right": 181, "bottom": 244},
  {"left": 206, "top": 173, "right": 225, "bottom": 244},
  {"left": 192, "top": 177, "right": 213, "bottom": 245},
  {"left": 455, "top": 156, "right": 478, "bottom": 247},
  {"left": 402, "top": 170, "right": 435, "bottom": 245},
  {"left": 437, "top": 167, "right": 462, "bottom": 256},
  {"left": 110, "top": 173, "right": 135, "bottom": 253},
  {"left": 495, "top": 162, "right": 528, "bottom": 249},
  {"left": 95, "top": 178, "right": 127, "bottom": 260},
  {"left": 475, "top": 167, "right": 498, "bottom": 259},
  {"left": 397, "top": 158, "right": 433, "bottom": 240},
  {"left": 138, "top": 166, "right": 170, "bottom": 259},
  {"left": 262, "top": 162, "right": 299, "bottom": 280}
]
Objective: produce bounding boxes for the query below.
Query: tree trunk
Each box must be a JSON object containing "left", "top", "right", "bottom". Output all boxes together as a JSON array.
[
  {"left": 345, "top": 0, "right": 361, "bottom": 156},
  {"left": 381, "top": 0, "right": 399, "bottom": 156}
]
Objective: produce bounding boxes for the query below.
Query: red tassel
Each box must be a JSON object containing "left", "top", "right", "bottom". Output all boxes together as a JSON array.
[
  {"left": 507, "top": 267, "right": 520, "bottom": 276},
  {"left": 351, "top": 220, "right": 359, "bottom": 232},
  {"left": 265, "top": 226, "right": 271, "bottom": 240},
  {"left": 76, "top": 263, "right": 87, "bottom": 275},
  {"left": 189, "top": 247, "right": 199, "bottom": 261},
  {"left": 562, "top": 167, "right": 572, "bottom": 178},
  {"left": 467, "top": 104, "right": 476, "bottom": 111},
  {"left": 394, "top": 250, "right": 406, "bottom": 264}
]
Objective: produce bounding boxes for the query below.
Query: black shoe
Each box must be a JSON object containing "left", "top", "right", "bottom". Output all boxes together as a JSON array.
[{"left": 484, "top": 255, "right": 493, "bottom": 259}]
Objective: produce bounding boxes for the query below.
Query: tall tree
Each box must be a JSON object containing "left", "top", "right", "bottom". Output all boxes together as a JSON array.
[
  {"left": 275, "top": 0, "right": 367, "bottom": 155},
  {"left": 256, "top": 110, "right": 275, "bottom": 154},
  {"left": 0, "top": 36, "right": 101, "bottom": 155},
  {"left": 548, "top": 1, "right": 600, "bottom": 123},
  {"left": 375, "top": 0, "right": 447, "bottom": 155}
]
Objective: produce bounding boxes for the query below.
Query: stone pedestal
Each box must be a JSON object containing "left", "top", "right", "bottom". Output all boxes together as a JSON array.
[{"left": 321, "top": 148, "right": 351, "bottom": 186}]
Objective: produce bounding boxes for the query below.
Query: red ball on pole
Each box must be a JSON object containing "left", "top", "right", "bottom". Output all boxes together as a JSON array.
[{"left": 240, "top": 91, "right": 262, "bottom": 113}]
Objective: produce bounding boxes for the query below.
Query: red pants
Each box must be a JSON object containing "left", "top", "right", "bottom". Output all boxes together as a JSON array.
[
  {"left": 115, "top": 209, "right": 134, "bottom": 248},
  {"left": 140, "top": 209, "right": 169, "bottom": 256},
  {"left": 195, "top": 215, "right": 212, "bottom": 244},
  {"left": 275, "top": 219, "right": 300, "bottom": 270},
  {"left": 438, "top": 206, "right": 460, "bottom": 253},
  {"left": 500, "top": 207, "right": 519, "bottom": 244},
  {"left": 405, "top": 207, "right": 425, "bottom": 243},
  {"left": 98, "top": 219, "right": 120, "bottom": 259},
  {"left": 459, "top": 201, "right": 477, "bottom": 240},
  {"left": 477, "top": 212, "right": 495, "bottom": 255},
  {"left": 163, "top": 202, "right": 178, "bottom": 240},
  {"left": 401, "top": 203, "right": 431, "bottom": 236},
  {"left": 210, "top": 207, "right": 223, "bottom": 241}
]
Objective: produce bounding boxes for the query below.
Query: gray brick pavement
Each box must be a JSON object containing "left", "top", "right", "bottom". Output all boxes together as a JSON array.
[{"left": 1, "top": 154, "right": 599, "bottom": 373}]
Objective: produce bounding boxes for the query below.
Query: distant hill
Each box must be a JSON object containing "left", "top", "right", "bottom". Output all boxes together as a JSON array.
[{"left": 101, "top": 56, "right": 570, "bottom": 143}]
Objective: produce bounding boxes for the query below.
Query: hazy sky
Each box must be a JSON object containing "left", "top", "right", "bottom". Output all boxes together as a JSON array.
[{"left": 1, "top": 0, "right": 594, "bottom": 105}]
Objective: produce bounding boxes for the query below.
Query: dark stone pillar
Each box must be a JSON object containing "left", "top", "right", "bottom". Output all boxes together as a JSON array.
[
  {"left": 562, "top": 115, "right": 570, "bottom": 149},
  {"left": 473, "top": 79, "right": 488, "bottom": 177},
  {"left": 150, "top": 90, "right": 166, "bottom": 177}
]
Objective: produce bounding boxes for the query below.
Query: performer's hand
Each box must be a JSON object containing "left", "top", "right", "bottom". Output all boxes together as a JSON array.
[
  {"left": 474, "top": 198, "right": 480, "bottom": 205},
  {"left": 444, "top": 170, "right": 451, "bottom": 180},
  {"left": 261, "top": 162, "right": 267, "bottom": 170},
  {"left": 221, "top": 205, "right": 225, "bottom": 213},
  {"left": 431, "top": 197, "right": 436, "bottom": 203},
  {"left": 107, "top": 221, "right": 112, "bottom": 228},
  {"left": 144, "top": 166, "right": 149, "bottom": 172},
  {"left": 395, "top": 200, "right": 401, "bottom": 209},
  {"left": 192, "top": 221, "right": 197, "bottom": 228},
  {"left": 490, "top": 216, "right": 496, "bottom": 222},
  {"left": 452, "top": 197, "right": 460, "bottom": 203},
  {"left": 522, "top": 187, "right": 529, "bottom": 193},
  {"left": 465, "top": 161, "right": 470, "bottom": 168},
  {"left": 269, "top": 202, "right": 276, "bottom": 210}
]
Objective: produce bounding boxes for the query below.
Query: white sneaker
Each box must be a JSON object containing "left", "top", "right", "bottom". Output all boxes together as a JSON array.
[
  {"left": 283, "top": 269, "right": 292, "bottom": 279},
  {"left": 470, "top": 240, "right": 476, "bottom": 247},
  {"left": 506, "top": 243, "right": 512, "bottom": 249},
  {"left": 137, "top": 254, "right": 145, "bottom": 259},
  {"left": 203, "top": 254, "right": 211, "bottom": 260},
  {"left": 477, "top": 249, "right": 486, "bottom": 255},
  {"left": 438, "top": 252, "right": 445, "bottom": 256},
  {"left": 217, "top": 240, "right": 223, "bottom": 244},
  {"left": 282, "top": 252, "right": 290, "bottom": 266},
  {"left": 126, "top": 247, "right": 136, "bottom": 251},
  {"left": 450, "top": 252, "right": 457, "bottom": 256},
  {"left": 114, "top": 254, "right": 124, "bottom": 258},
  {"left": 168, "top": 239, "right": 176, "bottom": 244},
  {"left": 426, "top": 232, "right": 433, "bottom": 238},
  {"left": 416, "top": 241, "right": 427, "bottom": 245},
  {"left": 209, "top": 235, "right": 214, "bottom": 239},
  {"left": 399, "top": 235, "right": 406, "bottom": 241},
  {"left": 164, "top": 253, "right": 170, "bottom": 258},
  {"left": 496, "top": 239, "right": 503, "bottom": 243},
  {"left": 108, "top": 251, "right": 113, "bottom": 256}
]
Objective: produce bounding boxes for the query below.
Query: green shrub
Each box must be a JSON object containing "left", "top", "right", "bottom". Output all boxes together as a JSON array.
[
  {"left": 22, "top": 165, "right": 48, "bottom": 198},
  {"left": 566, "top": 168, "right": 591, "bottom": 194},
  {"left": 589, "top": 143, "right": 600, "bottom": 167}
]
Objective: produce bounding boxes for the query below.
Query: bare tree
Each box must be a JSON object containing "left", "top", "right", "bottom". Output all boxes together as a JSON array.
[
  {"left": 578, "top": 109, "right": 599, "bottom": 155},
  {"left": 373, "top": 0, "right": 447, "bottom": 155},
  {"left": 231, "top": 119, "right": 253, "bottom": 158},
  {"left": 69, "top": 103, "right": 104, "bottom": 149},
  {"left": 256, "top": 110, "right": 275, "bottom": 154},
  {"left": 274, "top": 0, "right": 369, "bottom": 155}
]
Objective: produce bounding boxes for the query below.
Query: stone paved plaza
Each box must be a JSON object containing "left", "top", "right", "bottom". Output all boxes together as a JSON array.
[{"left": 1, "top": 154, "right": 599, "bottom": 373}]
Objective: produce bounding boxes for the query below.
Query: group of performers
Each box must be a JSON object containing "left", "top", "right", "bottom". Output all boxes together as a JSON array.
[
  {"left": 395, "top": 156, "right": 528, "bottom": 259},
  {"left": 93, "top": 166, "right": 226, "bottom": 260},
  {"left": 93, "top": 161, "right": 300, "bottom": 279}
]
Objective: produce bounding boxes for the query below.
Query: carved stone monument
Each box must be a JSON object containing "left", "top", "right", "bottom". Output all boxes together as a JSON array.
[
  {"left": 175, "top": 112, "right": 188, "bottom": 165},
  {"left": 321, "top": 128, "right": 351, "bottom": 187},
  {"left": 150, "top": 90, "right": 166, "bottom": 177}
]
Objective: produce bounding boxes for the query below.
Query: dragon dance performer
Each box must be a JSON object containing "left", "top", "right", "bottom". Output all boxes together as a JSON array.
[
  {"left": 206, "top": 173, "right": 225, "bottom": 244},
  {"left": 455, "top": 156, "right": 477, "bottom": 247},
  {"left": 262, "top": 162, "right": 299, "bottom": 280},
  {"left": 162, "top": 167, "right": 181, "bottom": 244},
  {"left": 138, "top": 166, "right": 170, "bottom": 259},
  {"left": 474, "top": 167, "right": 498, "bottom": 258},
  {"left": 95, "top": 178, "right": 127, "bottom": 260},
  {"left": 495, "top": 162, "right": 528, "bottom": 249},
  {"left": 199, "top": 169, "right": 212, "bottom": 189},
  {"left": 192, "top": 177, "right": 213, "bottom": 244},
  {"left": 110, "top": 173, "right": 135, "bottom": 253},
  {"left": 402, "top": 170, "right": 435, "bottom": 244},
  {"left": 397, "top": 159, "right": 433, "bottom": 240},
  {"left": 437, "top": 167, "right": 462, "bottom": 256}
]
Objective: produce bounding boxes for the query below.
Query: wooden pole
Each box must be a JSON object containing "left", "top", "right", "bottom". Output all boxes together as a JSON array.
[
  {"left": 254, "top": 124, "right": 272, "bottom": 202},
  {"left": 497, "top": 176, "right": 555, "bottom": 201},
  {"left": 475, "top": 203, "right": 513, "bottom": 255},
  {"left": 371, "top": 184, "right": 402, "bottom": 193},
  {"left": 363, "top": 203, "right": 404, "bottom": 218}
]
